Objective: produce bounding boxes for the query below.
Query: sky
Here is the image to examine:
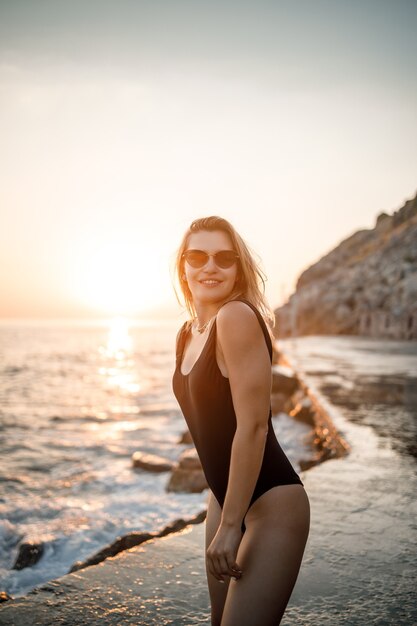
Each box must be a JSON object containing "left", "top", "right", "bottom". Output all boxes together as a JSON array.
[{"left": 0, "top": 0, "right": 416, "bottom": 319}]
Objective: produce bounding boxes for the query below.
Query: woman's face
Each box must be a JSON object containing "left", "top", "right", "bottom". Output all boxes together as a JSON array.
[{"left": 183, "top": 230, "right": 239, "bottom": 308}]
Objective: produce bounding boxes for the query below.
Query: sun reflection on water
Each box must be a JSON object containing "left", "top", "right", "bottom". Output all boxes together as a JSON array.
[
  {"left": 98, "top": 317, "right": 141, "bottom": 396},
  {"left": 105, "top": 316, "right": 133, "bottom": 358}
]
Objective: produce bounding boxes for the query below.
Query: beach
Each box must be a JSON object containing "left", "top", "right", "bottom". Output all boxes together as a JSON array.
[{"left": 1, "top": 333, "right": 416, "bottom": 624}]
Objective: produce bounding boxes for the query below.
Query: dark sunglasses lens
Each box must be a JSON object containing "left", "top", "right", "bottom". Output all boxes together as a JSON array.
[
  {"left": 215, "top": 251, "right": 238, "bottom": 268},
  {"left": 184, "top": 250, "right": 208, "bottom": 267},
  {"left": 183, "top": 250, "right": 238, "bottom": 268}
]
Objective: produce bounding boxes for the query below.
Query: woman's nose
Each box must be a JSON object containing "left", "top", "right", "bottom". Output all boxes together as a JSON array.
[{"left": 203, "top": 256, "right": 218, "bottom": 271}]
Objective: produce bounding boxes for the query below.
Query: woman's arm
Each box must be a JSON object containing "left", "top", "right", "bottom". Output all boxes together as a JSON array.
[{"left": 205, "top": 301, "right": 272, "bottom": 581}]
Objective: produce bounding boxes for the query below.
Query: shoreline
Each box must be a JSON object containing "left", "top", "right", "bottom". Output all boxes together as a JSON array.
[
  {"left": 0, "top": 351, "right": 351, "bottom": 623},
  {"left": 2, "top": 337, "right": 415, "bottom": 623},
  {"left": 10, "top": 350, "right": 346, "bottom": 586},
  {"left": 274, "top": 348, "right": 350, "bottom": 466}
]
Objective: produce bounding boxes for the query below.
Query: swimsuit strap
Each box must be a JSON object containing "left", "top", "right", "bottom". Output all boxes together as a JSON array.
[{"left": 175, "top": 321, "right": 189, "bottom": 366}]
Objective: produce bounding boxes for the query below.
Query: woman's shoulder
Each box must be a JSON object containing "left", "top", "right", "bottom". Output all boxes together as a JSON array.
[
  {"left": 216, "top": 299, "right": 272, "bottom": 355},
  {"left": 216, "top": 300, "right": 262, "bottom": 335}
]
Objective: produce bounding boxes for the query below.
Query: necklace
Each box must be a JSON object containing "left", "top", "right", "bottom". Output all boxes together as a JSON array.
[{"left": 194, "top": 317, "right": 213, "bottom": 334}]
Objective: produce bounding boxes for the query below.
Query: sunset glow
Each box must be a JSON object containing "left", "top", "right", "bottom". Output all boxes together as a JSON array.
[
  {"left": 68, "top": 238, "right": 171, "bottom": 316},
  {"left": 1, "top": 1, "right": 416, "bottom": 319}
]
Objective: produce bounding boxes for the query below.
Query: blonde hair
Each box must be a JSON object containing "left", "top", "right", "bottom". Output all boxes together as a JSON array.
[{"left": 174, "top": 216, "right": 275, "bottom": 329}]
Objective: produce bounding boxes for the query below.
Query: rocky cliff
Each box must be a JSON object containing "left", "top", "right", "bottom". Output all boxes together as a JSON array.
[{"left": 274, "top": 191, "right": 417, "bottom": 339}]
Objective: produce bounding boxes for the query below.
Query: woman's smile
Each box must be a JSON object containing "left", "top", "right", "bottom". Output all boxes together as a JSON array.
[{"left": 199, "top": 279, "right": 223, "bottom": 286}]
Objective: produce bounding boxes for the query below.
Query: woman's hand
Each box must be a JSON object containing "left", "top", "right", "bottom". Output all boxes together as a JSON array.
[{"left": 206, "top": 523, "right": 243, "bottom": 583}]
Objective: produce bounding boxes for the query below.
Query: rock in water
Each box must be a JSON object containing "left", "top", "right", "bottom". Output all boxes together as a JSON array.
[
  {"left": 271, "top": 364, "right": 299, "bottom": 395},
  {"left": 13, "top": 541, "right": 44, "bottom": 570},
  {"left": 132, "top": 451, "right": 174, "bottom": 472},
  {"left": 167, "top": 448, "right": 208, "bottom": 493},
  {"left": 290, "top": 397, "right": 315, "bottom": 426},
  {"left": 0, "top": 591, "right": 13, "bottom": 603},
  {"left": 178, "top": 429, "right": 193, "bottom": 444}
]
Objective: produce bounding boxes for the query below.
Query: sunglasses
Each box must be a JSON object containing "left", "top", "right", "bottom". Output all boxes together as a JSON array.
[{"left": 182, "top": 249, "right": 239, "bottom": 269}]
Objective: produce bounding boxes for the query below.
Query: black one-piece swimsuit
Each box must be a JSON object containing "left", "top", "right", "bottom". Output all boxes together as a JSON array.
[{"left": 172, "top": 298, "right": 302, "bottom": 533}]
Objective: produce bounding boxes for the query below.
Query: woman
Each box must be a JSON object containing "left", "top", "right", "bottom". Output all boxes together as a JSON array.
[{"left": 172, "top": 216, "right": 310, "bottom": 626}]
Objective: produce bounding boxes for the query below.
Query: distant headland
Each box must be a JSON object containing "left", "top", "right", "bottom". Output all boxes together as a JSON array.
[{"left": 275, "top": 191, "right": 417, "bottom": 340}]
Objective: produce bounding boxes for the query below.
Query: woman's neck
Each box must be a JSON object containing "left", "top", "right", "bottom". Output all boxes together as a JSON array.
[{"left": 193, "top": 302, "right": 221, "bottom": 327}]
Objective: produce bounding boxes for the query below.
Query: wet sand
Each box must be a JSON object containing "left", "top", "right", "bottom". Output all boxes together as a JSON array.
[
  {"left": 281, "top": 337, "right": 417, "bottom": 625},
  {"left": 1, "top": 340, "right": 416, "bottom": 625}
]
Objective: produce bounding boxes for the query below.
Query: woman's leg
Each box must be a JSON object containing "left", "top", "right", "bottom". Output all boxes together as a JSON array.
[
  {"left": 220, "top": 485, "right": 310, "bottom": 626},
  {"left": 205, "top": 491, "right": 232, "bottom": 626}
]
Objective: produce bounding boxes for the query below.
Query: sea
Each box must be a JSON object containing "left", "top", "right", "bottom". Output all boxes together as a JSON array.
[{"left": 0, "top": 318, "right": 311, "bottom": 598}]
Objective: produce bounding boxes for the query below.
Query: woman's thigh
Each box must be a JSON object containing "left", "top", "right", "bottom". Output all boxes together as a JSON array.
[
  {"left": 205, "top": 491, "right": 231, "bottom": 625},
  {"left": 220, "top": 485, "right": 310, "bottom": 626}
]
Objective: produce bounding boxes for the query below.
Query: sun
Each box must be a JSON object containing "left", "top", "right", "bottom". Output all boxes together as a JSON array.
[{"left": 68, "top": 237, "right": 171, "bottom": 316}]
